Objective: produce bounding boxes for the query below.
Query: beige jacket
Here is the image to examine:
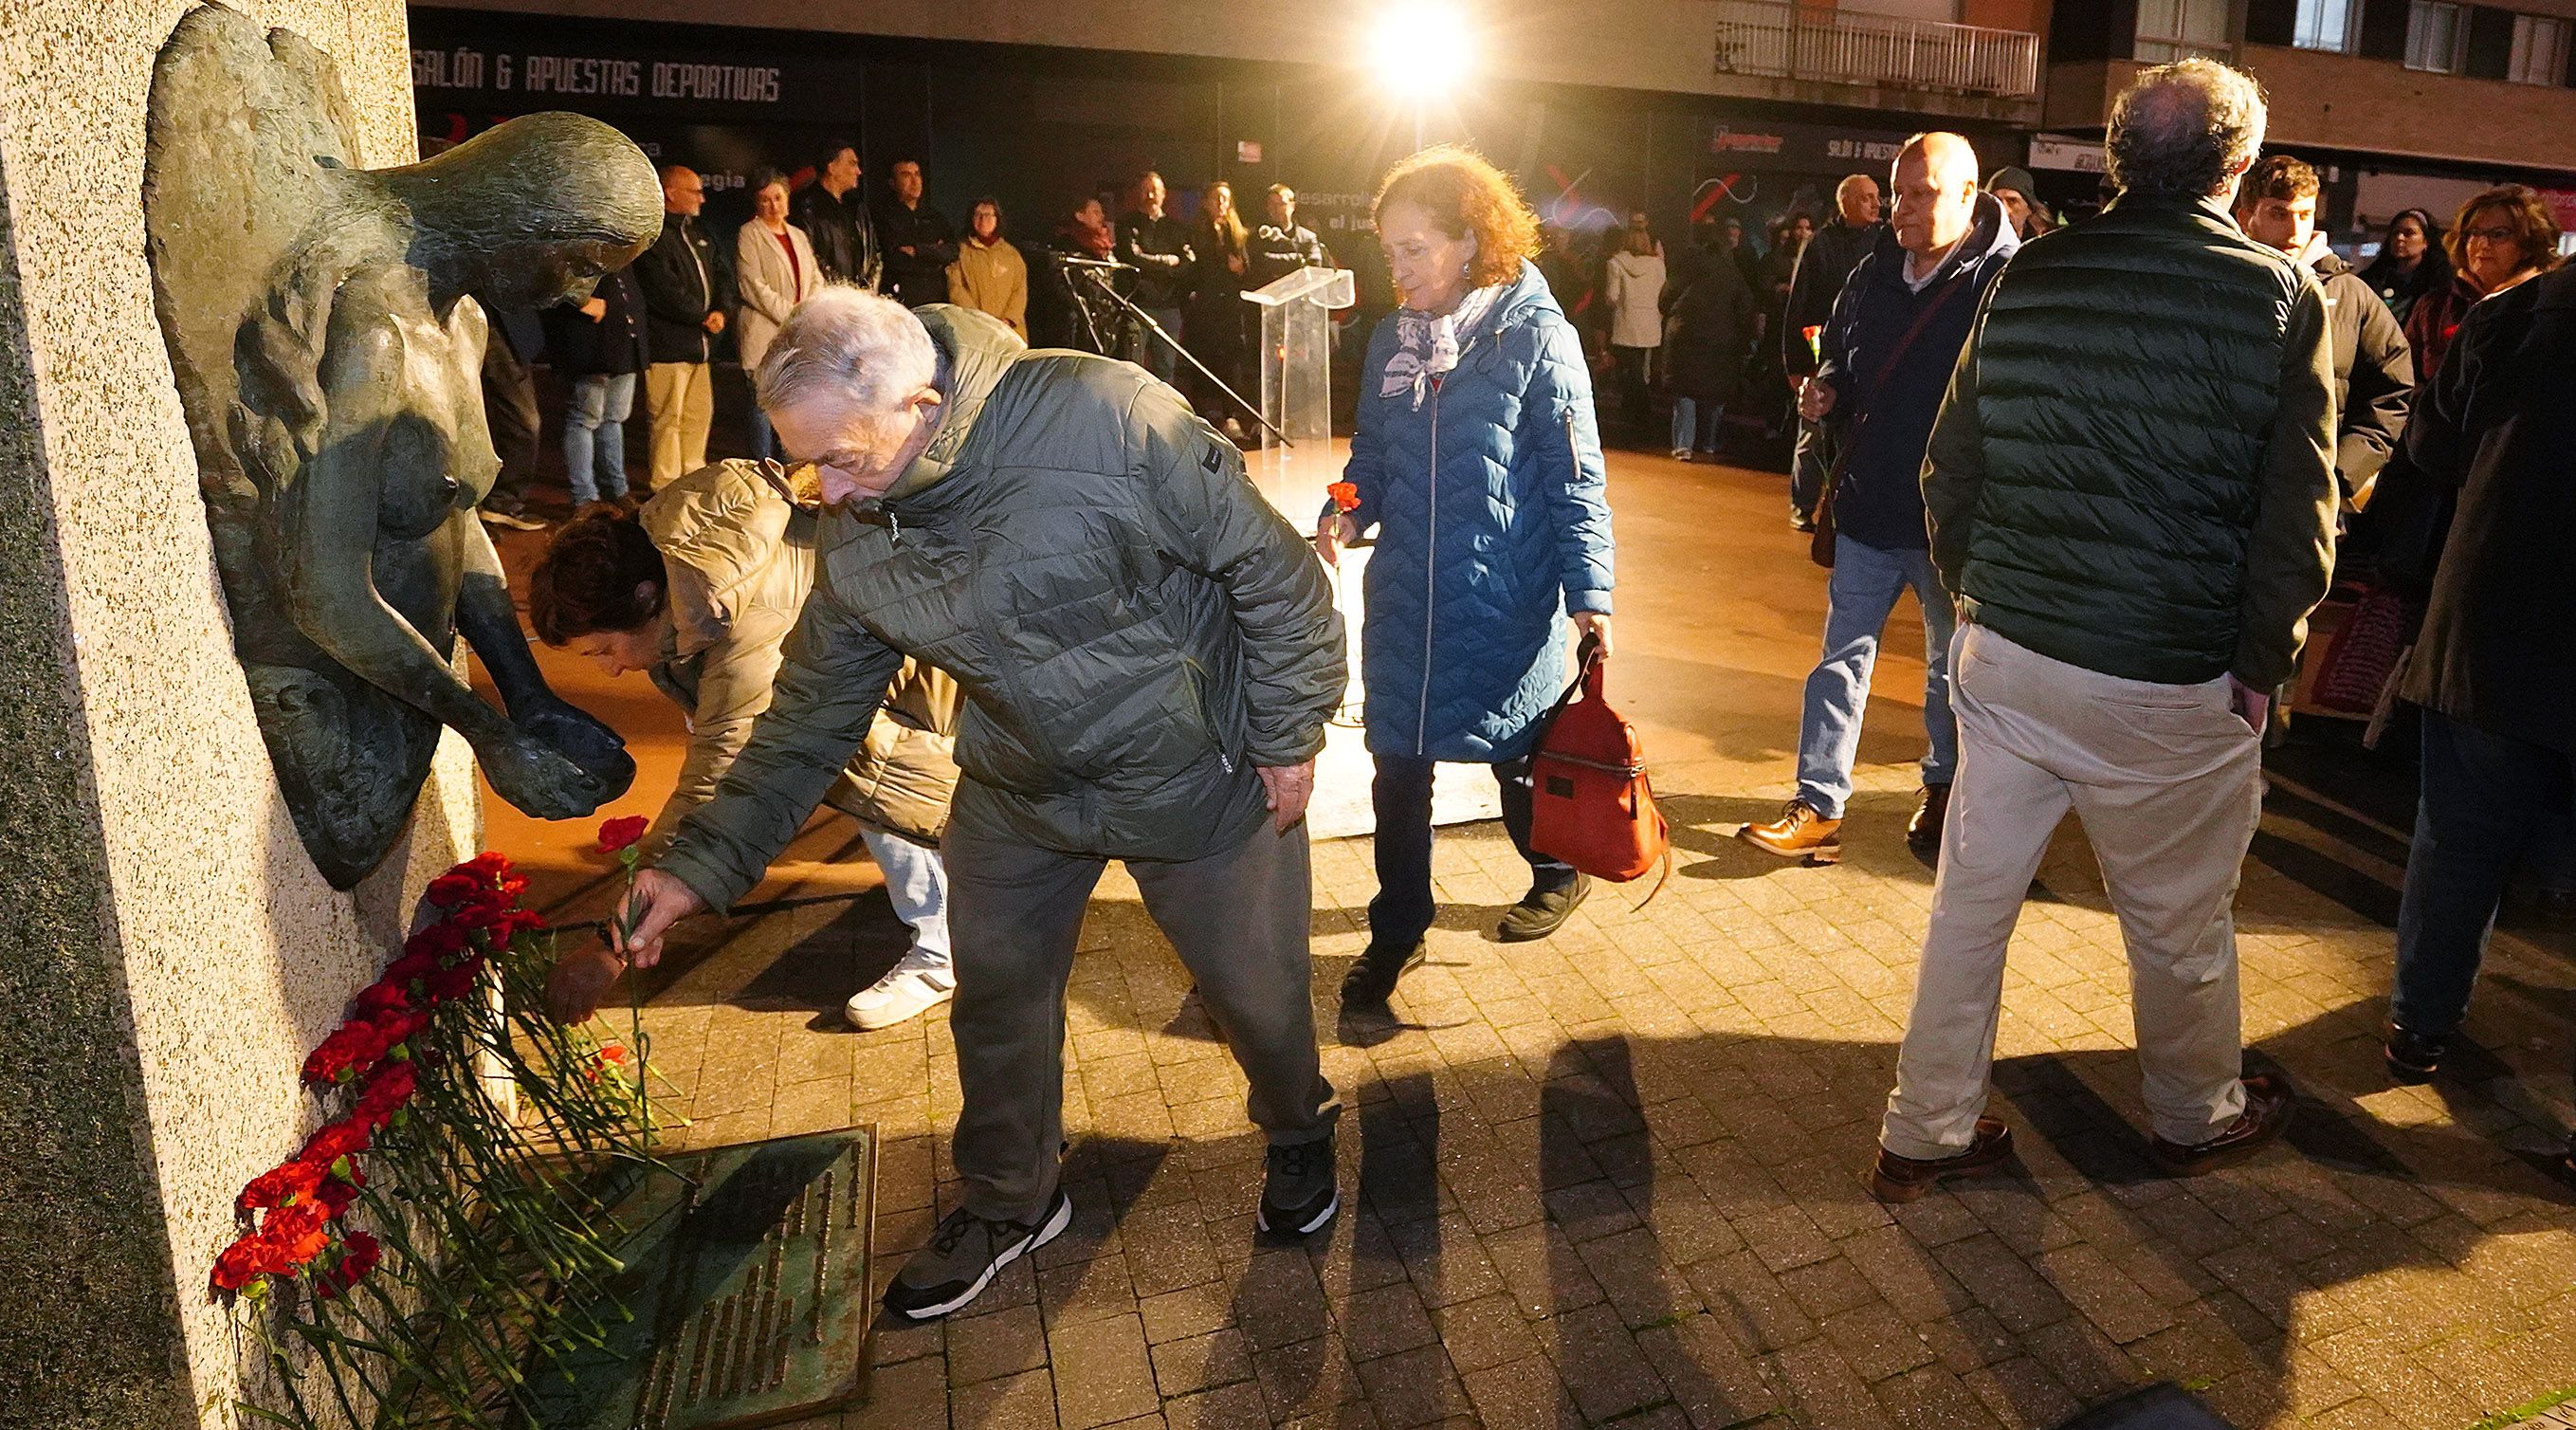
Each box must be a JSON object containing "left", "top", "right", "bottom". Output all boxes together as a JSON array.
[
  {"left": 734, "top": 220, "right": 821, "bottom": 373},
  {"left": 946, "top": 236, "right": 1029, "bottom": 337},
  {"left": 638, "top": 460, "right": 959, "bottom": 855}
]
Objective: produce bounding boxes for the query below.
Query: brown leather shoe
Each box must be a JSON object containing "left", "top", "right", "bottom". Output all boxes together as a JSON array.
[
  {"left": 1869, "top": 1118, "right": 2016, "bottom": 1203},
  {"left": 2150, "top": 1072, "right": 2295, "bottom": 1176},
  {"left": 1740, "top": 799, "right": 1842, "bottom": 861},
  {"left": 1906, "top": 783, "right": 1951, "bottom": 852}
]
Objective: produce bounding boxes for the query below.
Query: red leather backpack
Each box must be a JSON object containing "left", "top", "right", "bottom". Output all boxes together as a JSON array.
[{"left": 1528, "top": 641, "right": 1671, "bottom": 895}]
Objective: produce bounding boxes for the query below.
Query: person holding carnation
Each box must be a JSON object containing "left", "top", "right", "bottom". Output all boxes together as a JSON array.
[{"left": 1315, "top": 145, "right": 1616, "bottom": 1009}]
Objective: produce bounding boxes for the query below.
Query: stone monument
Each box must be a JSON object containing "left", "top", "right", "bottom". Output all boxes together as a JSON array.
[{"left": 0, "top": 3, "right": 634, "bottom": 1426}]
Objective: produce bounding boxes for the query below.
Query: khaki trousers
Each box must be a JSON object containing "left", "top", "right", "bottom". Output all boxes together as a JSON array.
[
  {"left": 644, "top": 361, "right": 714, "bottom": 485},
  {"left": 1880, "top": 625, "right": 2261, "bottom": 1160},
  {"left": 943, "top": 816, "right": 1339, "bottom": 1222}
]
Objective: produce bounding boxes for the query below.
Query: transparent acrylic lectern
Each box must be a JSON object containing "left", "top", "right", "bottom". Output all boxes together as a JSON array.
[{"left": 1243, "top": 266, "right": 1355, "bottom": 449}]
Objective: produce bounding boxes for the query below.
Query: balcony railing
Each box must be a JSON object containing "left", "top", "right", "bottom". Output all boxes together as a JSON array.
[{"left": 1712, "top": 0, "right": 2042, "bottom": 99}]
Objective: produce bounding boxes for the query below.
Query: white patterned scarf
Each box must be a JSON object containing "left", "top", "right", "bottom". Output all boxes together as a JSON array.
[{"left": 1380, "top": 284, "right": 1504, "bottom": 410}]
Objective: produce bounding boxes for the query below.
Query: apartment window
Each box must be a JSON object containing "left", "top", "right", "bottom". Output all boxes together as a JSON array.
[
  {"left": 2135, "top": 0, "right": 2230, "bottom": 61},
  {"left": 2509, "top": 12, "right": 2570, "bottom": 82},
  {"left": 2293, "top": 0, "right": 2358, "bottom": 51},
  {"left": 2405, "top": 0, "right": 2468, "bottom": 71}
]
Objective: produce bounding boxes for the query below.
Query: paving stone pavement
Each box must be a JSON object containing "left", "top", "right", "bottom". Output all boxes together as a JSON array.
[
  {"left": 612, "top": 746, "right": 2576, "bottom": 1430},
  {"left": 525, "top": 456, "right": 2576, "bottom": 1429}
]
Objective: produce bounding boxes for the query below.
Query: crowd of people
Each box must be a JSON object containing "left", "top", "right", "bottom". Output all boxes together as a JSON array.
[{"left": 466, "top": 56, "right": 2571, "bottom": 1327}]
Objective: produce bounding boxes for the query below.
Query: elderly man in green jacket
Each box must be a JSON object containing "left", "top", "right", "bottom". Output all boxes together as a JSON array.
[
  {"left": 615, "top": 288, "right": 1348, "bottom": 1320},
  {"left": 1868, "top": 59, "right": 2338, "bottom": 1204}
]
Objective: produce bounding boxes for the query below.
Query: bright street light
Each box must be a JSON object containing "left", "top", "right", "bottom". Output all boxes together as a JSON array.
[{"left": 1370, "top": 2, "right": 1473, "bottom": 100}]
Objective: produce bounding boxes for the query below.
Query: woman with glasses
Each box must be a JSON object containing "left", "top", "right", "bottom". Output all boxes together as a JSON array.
[{"left": 2405, "top": 186, "right": 2559, "bottom": 383}]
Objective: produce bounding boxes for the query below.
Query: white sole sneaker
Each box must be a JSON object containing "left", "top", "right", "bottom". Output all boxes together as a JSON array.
[
  {"left": 1255, "top": 1187, "right": 1340, "bottom": 1237},
  {"left": 846, "top": 970, "right": 955, "bottom": 1031},
  {"left": 893, "top": 1190, "right": 1073, "bottom": 1321}
]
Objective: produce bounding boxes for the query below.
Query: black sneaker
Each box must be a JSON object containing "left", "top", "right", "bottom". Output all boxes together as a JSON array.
[
  {"left": 1496, "top": 873, "right": 1592, "bottom": 943},
  {"left": 882, "top": 1188, "right": 1072, "bottom": 1321},
  {"left": 1340, "top": 938, "right": 1424, "bottom": 1008},
  {"left": 2384, "top": 1022, "right": 2447, "bottom": 1084},
  {"left": 1256, "top": 1133, "right": 1340, "bottom": 1237}
]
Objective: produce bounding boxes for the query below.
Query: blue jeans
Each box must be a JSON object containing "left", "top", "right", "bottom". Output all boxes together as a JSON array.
[
  {"left": 562, "top": 373, "right": 634, "bottom": 505},
  {"left": 1671, "top": 397, "right": 1724, "bottom": 453},
  {"left": 1795, "top": 535, "right": 1957, "bottom": 820},
  {"left": 744, "top": 400, "right": 779, "bottom": 462},
  {"left": 2391, "top": 710, "right": 2576, "bottom": 1038},
  {"left": 860, "top": 827, "right": 951, "bottom": 969}
]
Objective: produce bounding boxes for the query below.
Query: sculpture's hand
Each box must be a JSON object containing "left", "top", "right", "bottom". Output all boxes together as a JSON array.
[
  {"left": 480, "top": 730, "right": 611, "bottom": 820},
  {"left": 513, "top": 692, "right": 637, "bottom": 798}
]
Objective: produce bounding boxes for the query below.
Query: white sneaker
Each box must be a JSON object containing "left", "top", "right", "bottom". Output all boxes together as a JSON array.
[
  {"left": 846, "top": 953, "right": 955, "bottom": 1031},
  {"left": 1670, "top": 448, "right": 1692, "bottom": 462}
]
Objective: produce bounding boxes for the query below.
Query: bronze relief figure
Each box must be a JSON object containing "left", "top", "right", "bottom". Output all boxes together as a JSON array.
[{"left": 144, "top": 7, "right": 655, "bottom": 887}]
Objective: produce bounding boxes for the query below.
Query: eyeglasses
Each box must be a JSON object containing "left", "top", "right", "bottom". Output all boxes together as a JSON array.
[{"left": 2462, "top": 226, "right": 2520, "bottom": 246}]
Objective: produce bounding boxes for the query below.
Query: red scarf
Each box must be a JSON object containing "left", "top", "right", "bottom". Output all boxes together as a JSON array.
[{"left": 1062, "top": 213, "right": 1115, "bottom": 258}]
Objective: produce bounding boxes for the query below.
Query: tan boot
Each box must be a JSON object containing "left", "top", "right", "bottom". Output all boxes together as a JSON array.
[{"left": 1739, "top": 799, "right": 1841, "bottom": 861}]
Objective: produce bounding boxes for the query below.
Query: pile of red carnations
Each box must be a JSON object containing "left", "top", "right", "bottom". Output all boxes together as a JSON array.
[
  {"left": 211, "top": 852, "right": 544, "bottom": 1301},
  {"left": 221, "top": 836, "right": 677, "bottom": 1430}
]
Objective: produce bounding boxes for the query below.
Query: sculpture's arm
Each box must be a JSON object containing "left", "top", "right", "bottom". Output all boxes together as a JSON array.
[{"left": 454, "top": 520, "right": 547, "bottom": 711}]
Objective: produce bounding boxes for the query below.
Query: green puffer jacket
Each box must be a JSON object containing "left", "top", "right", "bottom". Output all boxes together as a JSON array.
[
  {"left": 655, "top": 305, "right": 1346, "bottom": 913},
  {"left": 1922, "top": 193, "right": 2339, "bottom": 691}
]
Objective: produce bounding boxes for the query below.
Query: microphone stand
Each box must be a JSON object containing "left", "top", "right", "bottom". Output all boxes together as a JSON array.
[{"left": 1068, "top": 262, "right": 1293, "bottom": 448}]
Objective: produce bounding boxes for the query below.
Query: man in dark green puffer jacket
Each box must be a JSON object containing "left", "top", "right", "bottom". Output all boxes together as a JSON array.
[
  {"left": 612, "top": 289, "right": 1350, "bottom": 1318},
  {"left": 1870, "top": 60, "right": 2339, "bottom": 1206}
]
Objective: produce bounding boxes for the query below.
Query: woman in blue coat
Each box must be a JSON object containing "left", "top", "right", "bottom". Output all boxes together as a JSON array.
[{"left": 1318, "top": 147, "right": 1617, "bottom": 1008}]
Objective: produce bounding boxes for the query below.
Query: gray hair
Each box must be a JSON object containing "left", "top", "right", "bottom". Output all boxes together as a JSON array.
[
  {"left": 754, "top": 284, "right": 941, "bottom": 419},
  {"left": 2107, "top": 59, "right": 2267, "bottom": 200}
]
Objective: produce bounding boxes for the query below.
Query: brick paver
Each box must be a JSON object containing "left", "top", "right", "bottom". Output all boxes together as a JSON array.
[{"left": 547, "top": 456, "right": 2576, "bottom": 1429}]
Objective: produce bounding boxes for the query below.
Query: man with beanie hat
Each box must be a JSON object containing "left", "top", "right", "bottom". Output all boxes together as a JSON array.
[{"left": 1986, "top": 167, "right": 2051, "bottom": 240}]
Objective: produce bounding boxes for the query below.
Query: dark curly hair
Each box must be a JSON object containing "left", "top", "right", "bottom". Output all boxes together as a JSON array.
[
  {"left": 526, "top": 507, "right": 667, "bottom": 645},
  {"left": 1374, "top": 145, "right": 1543, "bottom": 294}
]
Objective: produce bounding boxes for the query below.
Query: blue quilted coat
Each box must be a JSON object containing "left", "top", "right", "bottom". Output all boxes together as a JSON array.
[{"left": 1336, "top": 261, "right": 1616, "bottom": 761}]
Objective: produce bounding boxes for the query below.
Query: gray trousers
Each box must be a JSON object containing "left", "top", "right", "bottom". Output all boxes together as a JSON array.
[
  {"left": 1880, "top": 626, "right": 2260, "bottom": 1160},
  {"left": 945, "top": 817, "right": 1339, "bottom": 1221}
]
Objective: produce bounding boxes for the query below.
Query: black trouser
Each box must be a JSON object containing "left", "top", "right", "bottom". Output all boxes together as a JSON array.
[{"left": 1367, "top": 754, "right": 1576, "bottom": 948}]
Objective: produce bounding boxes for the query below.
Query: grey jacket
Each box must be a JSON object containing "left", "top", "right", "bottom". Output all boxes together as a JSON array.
[{"left": 655, "top": 306, "right": 1345, "bottom": 912}]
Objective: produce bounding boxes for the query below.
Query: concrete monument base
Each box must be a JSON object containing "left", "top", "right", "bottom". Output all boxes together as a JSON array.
[{"left": 0, "top": 3, "right": 472, "bottom": 1426}]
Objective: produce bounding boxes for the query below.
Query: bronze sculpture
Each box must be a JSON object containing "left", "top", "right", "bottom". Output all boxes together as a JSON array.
[{"left": 144, "top": 8, "right": 656, "bottom": 887}]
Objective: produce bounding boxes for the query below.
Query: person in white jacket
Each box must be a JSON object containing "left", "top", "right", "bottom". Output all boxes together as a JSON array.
[
  {"left": 735, "top": 169, "right": 821, "bottom": 462},
  {"left": 1603, "top": 212, "right": 1667, "bottom": 440}
]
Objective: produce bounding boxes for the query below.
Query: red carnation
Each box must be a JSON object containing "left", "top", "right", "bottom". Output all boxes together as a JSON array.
[
  {"left": 422, "top": 871, "right": 486, "bottom": 909},
  {"left": 461, "top": 851, "right": 516, "bottom": 879},
  {"left": 317, "top": 1164, "right": 367, "bottom": 1215},
  {"left": 300, "top": 1020, "right": 392, "bottom": 1088},
  {"left": 237, "top": 1161, "right": 323, "bottom": 1215},
  {"left": 369, "top": 1005, "right": 429, "bottom": 1050},
  {"left": 300, "top": 1117, "right": 372, "bottom": 1168},
  {"left": 261, "top": 1201, "right": 332, "bottom": 1266},
  {"left": 420, "top": 954, "right": 484, "bottom": 1004},
  {"left": 596, "top": 815, "right": 649, "bottom": 855},
  {"left": 350, "top": 980, "right": 409, "bottom": 1018},
  {"left": 211, "top": 1233, "right": 294, "bottom": 1292},
  {"left": 356, "top": 1062, "right": 418, "bottom": 1127},
  {"left": 404, "top": 919, "right": 468, "bottom": 962},
  {"left": 314, "top": 1231, "right": 382, "bottom": 1300},
  {"left": 1327, "top": 481, "right": 1361, "bottom": 513}
]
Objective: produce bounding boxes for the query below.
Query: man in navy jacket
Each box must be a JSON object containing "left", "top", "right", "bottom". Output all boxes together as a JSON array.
[{"left": 1742, "top": 133, "right": 2019, "bottom": 863}]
